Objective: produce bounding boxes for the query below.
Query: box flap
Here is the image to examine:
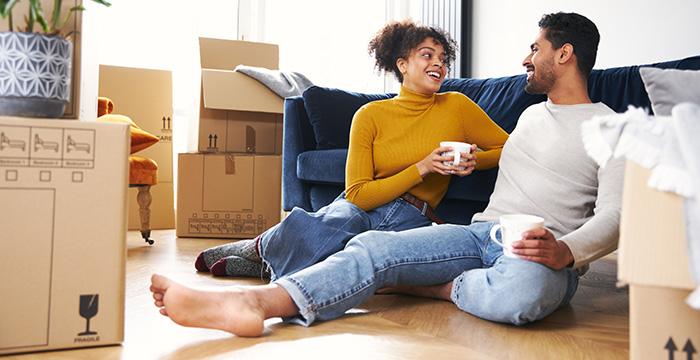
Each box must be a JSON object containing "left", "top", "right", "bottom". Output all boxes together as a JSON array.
[
  {"left": 618, "top": 161, "right": 695, "bottom": 289},
  {"left": 201, "top": 69, "right": 283, "bottom": 114},
  {"left": 199, "top": 37, "right": 278, "bottom": 70}
]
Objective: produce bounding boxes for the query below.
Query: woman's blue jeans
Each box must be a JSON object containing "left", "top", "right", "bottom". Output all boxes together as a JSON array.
[
  {"left": 274, "top": 222, "right": 580, "bottom": 326},
  {"left": 259, "top": 194, "right": 432, "bottom": 280}
]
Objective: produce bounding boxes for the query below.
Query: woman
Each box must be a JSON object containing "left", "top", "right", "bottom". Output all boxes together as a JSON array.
[{"left": 194, "top": 20, "right": 508, "bottom": 280}]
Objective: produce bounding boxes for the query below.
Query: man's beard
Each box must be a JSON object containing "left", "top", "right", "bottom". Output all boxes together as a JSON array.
[{"left": 524, "top": 63, "right": 556, "bottom": 95}]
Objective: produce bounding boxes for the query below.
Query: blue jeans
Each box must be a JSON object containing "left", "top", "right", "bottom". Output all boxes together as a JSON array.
[
  {"left": 275, "top": 222, "right": 580, "bottom": 326},
  {"left": 260, "top": 194, "right": 432, "bottom": 280}
]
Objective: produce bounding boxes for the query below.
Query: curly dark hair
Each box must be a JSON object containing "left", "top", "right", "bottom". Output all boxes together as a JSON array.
[
  {"left": 538, "top": 12, "right": 600, "bottom": 78},
  {"left": 368, "top": 20, "right": 458, "bottom": 82}
]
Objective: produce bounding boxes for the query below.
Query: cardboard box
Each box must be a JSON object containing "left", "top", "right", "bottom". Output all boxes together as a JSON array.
[
  {"left": 198, "top": 38, "right": 283, "bottom": 154},
  {"left": 618, "top": 162, "right": 699, "bottom": 360},
  {"left": 176, "top": 153, "right": 281, "bottom": 239},
  {"left": 99, "top": 65, "right": 175, "bottom": 230},
  {"left": 0, "top": 116, "right": 128, "bottom": 355},
  {"left": 1, "top": 1, "right": 83, "bottom": 119}
]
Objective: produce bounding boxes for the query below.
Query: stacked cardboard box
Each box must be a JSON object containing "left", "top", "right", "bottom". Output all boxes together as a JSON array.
[
  {"left": 0, "top": 117, "right": 128, "bottom": 355},
  {"left": 176, "top": 38, "right": 283, "bottom": 239},
  {"left": 98, "top": 65, "right": 175, "bottom": 230},
  {"left": 618, "top": 162, "right": 699, "bottom": 359}
]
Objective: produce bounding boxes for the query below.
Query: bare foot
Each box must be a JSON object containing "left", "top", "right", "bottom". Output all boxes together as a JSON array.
[{"left": 149, "top": 274, "right": 265, "bottom": 337}]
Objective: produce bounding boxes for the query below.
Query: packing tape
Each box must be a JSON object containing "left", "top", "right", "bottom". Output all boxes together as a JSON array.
[{"left": 225, "top": 154, "right": 236, "bottom": 174}]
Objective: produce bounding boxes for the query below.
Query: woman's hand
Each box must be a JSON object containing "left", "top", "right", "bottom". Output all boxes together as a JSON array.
[
  {"left": 452, "top": 144, "right": 478, "bottom": 177},
  {"left": 416, "top": 144, "right": 477, "bottom": 177},
  {"left": 416, "top": 146, "right": 453, "bottom": 177}
]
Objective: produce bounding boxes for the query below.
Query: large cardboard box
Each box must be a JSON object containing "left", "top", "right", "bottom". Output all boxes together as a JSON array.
[
  {"left": 0, "top": 117, "right": 128, "bottom": 355},
  {"left": 618, "top": 162, "right": 699, "bottom": 360},
  {"left": 99, "top": 65, "right": 175, "bottom": 230},
  {"left": 198, "top": 38, "right": 283, "bottom": 154},
  {"left": 177, "top": 153, "right": 281, "bottom": 239}
]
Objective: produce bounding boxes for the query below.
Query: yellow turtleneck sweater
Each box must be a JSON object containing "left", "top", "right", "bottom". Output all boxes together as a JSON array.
[{"left": 345, "top": 86, "right": 508, "bottom": 211}]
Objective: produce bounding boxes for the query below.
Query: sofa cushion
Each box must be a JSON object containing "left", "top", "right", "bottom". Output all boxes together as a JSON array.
[
  {"left": 303, "top": 86, "right": 394, "bottom": 150},
  {"left": 296, "top": 149, "right": 348, "bottom": 184},
  {"left": 639, "top": 68, "right": 700, "bottom": 116}
]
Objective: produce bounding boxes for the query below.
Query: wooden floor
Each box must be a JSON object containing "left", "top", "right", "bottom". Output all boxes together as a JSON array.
[{"left": 7, "top": 230, "right": 630, "bottom": 359}]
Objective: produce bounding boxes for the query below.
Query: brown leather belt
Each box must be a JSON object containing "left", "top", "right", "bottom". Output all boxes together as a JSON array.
[{"left": 400, "top": 193, "right": 445, "bottom": 224}]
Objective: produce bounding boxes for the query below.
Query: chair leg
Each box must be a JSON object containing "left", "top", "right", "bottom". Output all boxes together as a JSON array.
[{"left": 137, "top": 185, "right": 154, "bottom": 245}]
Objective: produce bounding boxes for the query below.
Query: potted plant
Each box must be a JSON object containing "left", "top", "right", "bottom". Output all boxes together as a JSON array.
[{"left": 0, "top": 0, "right": 110, "bottom": 118}]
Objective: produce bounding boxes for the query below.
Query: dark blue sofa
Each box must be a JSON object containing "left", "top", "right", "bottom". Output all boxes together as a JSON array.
[{"left": 282, "top": 56, "right": 700, "bottom": 225}]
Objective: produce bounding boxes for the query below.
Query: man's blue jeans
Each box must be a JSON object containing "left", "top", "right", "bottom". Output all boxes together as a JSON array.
[
  {"left": 274, "top": 222, "right": 580, "bottom": 326},
  {"left": 260, "top": 194, "right": 432, "bottom": 280}
]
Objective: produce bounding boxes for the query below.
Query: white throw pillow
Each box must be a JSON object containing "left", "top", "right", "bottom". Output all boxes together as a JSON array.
[{"left": 640, "top": 67, "right": 700, "bottom": 116}]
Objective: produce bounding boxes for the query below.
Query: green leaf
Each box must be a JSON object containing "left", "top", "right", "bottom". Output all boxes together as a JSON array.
[
  {"left": 56, "top": 5, "right": 84, "bottom": 36},
  {"left": 30, "top": 0, "right": 49, "bottom": 33},
  {"left": 1, "top": 0, "right": 19, "bottom": 18},
  {"left": 3, "top": 0, "right": 109, "bottom": 35},
  {"left": 51, "top": 0, "right": 62, "bottom": 33},
  {"left": 90, "top": 0, "right": 111, "bottom": 7},
  {"left": 26, "top": 1, "right": 34, "bottom": 32}
]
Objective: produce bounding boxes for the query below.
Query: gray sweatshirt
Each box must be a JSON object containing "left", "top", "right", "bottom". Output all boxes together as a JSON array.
[{"left": 472, "top": 100, "right": 624, "bottom": 270}]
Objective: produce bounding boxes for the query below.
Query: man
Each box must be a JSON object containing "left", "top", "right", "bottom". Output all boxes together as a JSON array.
[{"left": 149, "top": 12, "right": 623, "bottom": 336}]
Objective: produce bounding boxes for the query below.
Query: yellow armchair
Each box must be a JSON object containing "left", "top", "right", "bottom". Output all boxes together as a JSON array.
[{"left": 98, "top": 97, "right": 160, "bottom": 244}]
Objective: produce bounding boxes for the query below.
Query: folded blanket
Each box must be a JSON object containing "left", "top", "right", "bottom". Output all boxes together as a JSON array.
[
  {"left": 235, "top": 65, "right": 314, "bottom": 98},
  {"left": 581, "top": 104, "right": 700, "bottom": 309}
]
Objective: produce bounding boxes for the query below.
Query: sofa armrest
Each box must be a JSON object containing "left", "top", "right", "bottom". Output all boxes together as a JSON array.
[{"left": 282, "top": 96, "right": 316, "bottom": 211}]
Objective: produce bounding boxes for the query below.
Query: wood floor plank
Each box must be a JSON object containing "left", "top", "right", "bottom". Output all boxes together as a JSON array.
[{"left": 4, "top": 230, "right": 629, "bottom": 359}]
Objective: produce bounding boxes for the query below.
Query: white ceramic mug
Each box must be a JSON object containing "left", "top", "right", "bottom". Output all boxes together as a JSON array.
[
  {"left": 440, "top": 141, "right": 472, "bottom": 168},
  {"left": 489, "top": 214, "right": 545, "bottom": 258}
]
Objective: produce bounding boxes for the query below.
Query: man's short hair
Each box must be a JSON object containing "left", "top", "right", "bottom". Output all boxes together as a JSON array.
[{"left": 538, "top": 12, "right": 600, "bottom": 78}]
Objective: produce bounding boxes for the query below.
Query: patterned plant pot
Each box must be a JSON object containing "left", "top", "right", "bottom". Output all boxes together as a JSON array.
[{"left": 0, "top": 32, "right": 72, "bottom": 118}]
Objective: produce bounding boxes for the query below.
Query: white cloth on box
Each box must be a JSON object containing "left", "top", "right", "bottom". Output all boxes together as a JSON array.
[
  {"left": 581, "top": 106, "right": 668, "bottom": 169},
  {"left": 581, "top": 106, "right": 642, "bottom": 168},
  {"left": 647, "top": 116, "right": 694, "bottom": 197},
  {"left": 581, "top": 103, "right": 700, "bottom": 309},
  {"left": 234, "top": 64, "right": 314, "bottom": 98},
  {"left": 613, "top": 110, "right": 667, "bottom": 170}
]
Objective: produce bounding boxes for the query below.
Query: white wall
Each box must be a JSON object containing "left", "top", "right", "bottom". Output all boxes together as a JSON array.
[
  {"left": 471, "top": 0, "right": 700, "bottom": 78},
  {"left": 259, "top": 0, "right": 422, "bottom": 93},
  {"left": 261, "top": 0, "right": 387, "bottom": 93}
]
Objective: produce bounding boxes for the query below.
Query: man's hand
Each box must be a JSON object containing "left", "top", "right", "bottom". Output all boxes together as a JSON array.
[{"left": 511, "top": 228, "right": 574, "bottom": 270}]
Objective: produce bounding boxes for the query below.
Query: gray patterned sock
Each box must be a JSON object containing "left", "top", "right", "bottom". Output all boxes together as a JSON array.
[
  {"left": 210, "top": 255, "right": 270, "bottom": 278},
  {"left": 204, "top": 239, "right": 261, "bottom": 267},
  {"left": 196, "top": 238, "right": 261, "bottom": 271}
]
